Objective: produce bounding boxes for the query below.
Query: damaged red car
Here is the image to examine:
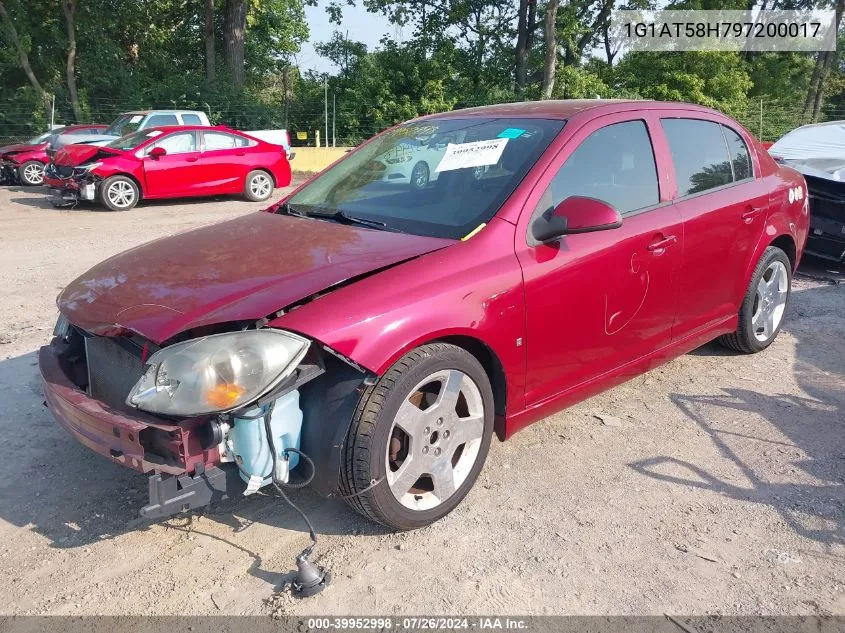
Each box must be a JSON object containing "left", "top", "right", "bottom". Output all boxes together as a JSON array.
[
  {"left": 0, "top": 124, "right": 106, "bottom": 186},
  {"left": 41, "top": 101, "right": 809, "bottom": 531},
  {"left": 44, "top": 125, "right": 290, "bottom": 210}
]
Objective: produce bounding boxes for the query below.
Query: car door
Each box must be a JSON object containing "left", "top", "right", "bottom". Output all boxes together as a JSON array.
[
  {"left": 658, "top": 116, "right": 770, "bottom": 338},
  {"left": 199, "top": 131, "right": 252, "bottom": 194},
  {"left": 141, "top": 130, "right": 203, "bottom": 197},
  {"left": 515, "top": 114, "right": 684, "bottom": 408}
]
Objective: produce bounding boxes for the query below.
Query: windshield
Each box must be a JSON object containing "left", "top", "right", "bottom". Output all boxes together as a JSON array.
[
  {"left": 106, "top": 129, "right": 164, "bottom": 150},
  {"left": 106, "top": 114, "right": 143, "bottom": 137},
  {"left": 28, "top": 128, "right": 64, "bottom": 144},
  {"left": 285, "top": 117, "right": 565, "bottom": 239}
]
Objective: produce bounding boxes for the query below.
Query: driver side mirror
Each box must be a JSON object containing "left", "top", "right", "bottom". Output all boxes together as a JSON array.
[
  {"left": 532, "top": 196, "right": 622, "bottom": 243},
  {"left": 149, "top": 146, "right": 167, "bottom": 159}
]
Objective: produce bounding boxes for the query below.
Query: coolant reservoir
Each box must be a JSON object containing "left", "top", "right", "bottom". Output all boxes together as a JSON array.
[{"left": 230, "top": 390, "right": 302, "bottom": 491}]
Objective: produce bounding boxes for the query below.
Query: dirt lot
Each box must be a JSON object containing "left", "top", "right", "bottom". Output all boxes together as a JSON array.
[{"left": 0, "top": 182, "right": 842, "bottom": 617}]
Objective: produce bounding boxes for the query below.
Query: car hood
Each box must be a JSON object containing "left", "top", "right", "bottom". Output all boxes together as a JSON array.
[
  {"left": 58, "top": 212, "right": 453, "bottom": 344},
  {"left": 53, "top": 144, "right": 122, "bottom": 166},
  {"left": 0, "top": 142, "right": 43, "bottom": 156}
]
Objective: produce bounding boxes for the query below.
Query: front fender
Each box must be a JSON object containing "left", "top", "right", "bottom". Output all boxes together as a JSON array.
[{"left": 269, "top": 218, "right": 527, "bottom": 417}]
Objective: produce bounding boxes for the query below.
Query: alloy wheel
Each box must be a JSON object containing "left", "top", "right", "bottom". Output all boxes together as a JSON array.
[
  {"left": 752, "top": 260, "right": 789, "bottom": 342},
  {"left": 107, "top": 181, "right": 135, "bottom": 209},
  {"left": 23, "top": 162, "right": 44, "bottom": 185},
  {"left": 386, "top": 369, "right": 485, "bottom": 511},
  {"left": 250, "top": 174, "right": 272, "bottom": 198},
  {"left": 411, "top": 163, "right": 429, "bottom": 188}
]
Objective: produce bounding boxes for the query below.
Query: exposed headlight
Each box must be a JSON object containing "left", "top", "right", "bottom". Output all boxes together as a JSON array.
[
  {"left": 53, "top": 313, "right": 70, "bottom": 339},
  {"left": 76, "top": 161, "right": 102, "bottom": 173},
  {"left": 126, "top": 329, "right": 309, "bottom": 416}
]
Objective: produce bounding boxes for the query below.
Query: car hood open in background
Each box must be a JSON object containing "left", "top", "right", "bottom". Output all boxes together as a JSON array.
[
  {"left": 58, "top": 212, "right": 452, "bottom": 344},
  {"left": 0, "top": 142, "right": 44, "bottom": 156}
]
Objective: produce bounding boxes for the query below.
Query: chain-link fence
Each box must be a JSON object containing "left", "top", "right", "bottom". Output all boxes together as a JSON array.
[{"left": 3, "top": 97, "right": 843, "bottom": 147}]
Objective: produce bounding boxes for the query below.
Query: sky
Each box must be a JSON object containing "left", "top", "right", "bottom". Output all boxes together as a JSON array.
[{"left": 296, "top": 2, "right": 406, "bottom": 74}]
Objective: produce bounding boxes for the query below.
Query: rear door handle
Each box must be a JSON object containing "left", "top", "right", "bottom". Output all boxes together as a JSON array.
[
  {"left": 647, "top": 235, "right": 678, "bottom": 252},
  {"left": 741, "top": 206, "right": 763, "bottom": 223}
]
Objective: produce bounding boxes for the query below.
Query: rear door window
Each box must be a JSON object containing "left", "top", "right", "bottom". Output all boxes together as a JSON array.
[
  {"left": 661, "top": 118, "right": 734, "bottom": 196},
  {"left": 203, "top": 131, "right": 250, "bottom": 151},
  {"left": 722, "top": 125, "right": 753, "bottom": 181},
  {"left": 181, "top": 114, "right": 202, "bottom": 125},
  {"left": 532, "top": 119, "right": 660, "bottom": 221}
]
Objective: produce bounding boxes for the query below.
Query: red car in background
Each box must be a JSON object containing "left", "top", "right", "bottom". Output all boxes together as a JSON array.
[
  {"left": 0, "top": 124, "right": 107, "bottom": 186},
  {"left": 44, "top": 125, "right": 291, "bottom": 211}
]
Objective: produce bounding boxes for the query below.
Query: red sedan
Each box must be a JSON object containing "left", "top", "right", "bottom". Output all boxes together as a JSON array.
[
  {"left": 0, "top": 124, "right": 106, "bottom": 186},
  {"left": 40, "top": 101, "right": 808, "bottom": 532},
  {"left": 44, "top": 125, "right": 291, "bottom": 210}
]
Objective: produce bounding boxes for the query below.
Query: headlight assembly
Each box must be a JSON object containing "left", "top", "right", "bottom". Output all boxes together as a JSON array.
[{"left": 126, "top": 329, "right": 310, "bottom": 416}]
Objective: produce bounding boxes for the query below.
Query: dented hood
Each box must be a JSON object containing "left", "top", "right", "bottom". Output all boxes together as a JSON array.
[
  {"left": 58, "top": 212, "right": 452, "bottom": 343},
  {"left": 53, "top": 144, "right": 121, "bottom": 166}
]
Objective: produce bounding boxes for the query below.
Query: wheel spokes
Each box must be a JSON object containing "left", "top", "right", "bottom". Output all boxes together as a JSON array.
[
  {"left": 451, "top": 413, "right": 484, "bottom": 446},
  {"left": 430, "top": 460, "right": 456, "bottom": 501}
]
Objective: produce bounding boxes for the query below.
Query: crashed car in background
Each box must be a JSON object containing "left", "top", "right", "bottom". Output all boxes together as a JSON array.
[
  {"left": 48, "top": 109, "right": 296, "bottom": 161},
  {"left": 0, "top": 124, "right": 106, "bottom": 186},
  {"left": 44, "top": 125, "right": 291, "bottom": 210},
  {"left": 47, "top": 110, "right": 212, "bottom": 158},
  {"left": 769, "top": 121, "right": 845, "bottom": 262}
]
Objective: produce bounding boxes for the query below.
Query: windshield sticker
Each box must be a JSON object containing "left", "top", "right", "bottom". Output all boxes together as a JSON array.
[
  {"left": 434, "top": 138, "right": 508, "bottom": 173},
  {"left": 497, "top": 128, "right": 526, "bottom": 139},
  {"left": 129, "top": 115, "right": 143, "bottom": 123},
  {"left": 147, "top": 130, "right": 163, "bottom": 137}
]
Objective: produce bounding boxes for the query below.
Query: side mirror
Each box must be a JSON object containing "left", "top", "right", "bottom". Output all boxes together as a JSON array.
[
  {"left": 149, "top": 146, "right": 167, "bottom": 159},
  {"left": 532, "top": 196, "right": 622, "bottom": 243}
]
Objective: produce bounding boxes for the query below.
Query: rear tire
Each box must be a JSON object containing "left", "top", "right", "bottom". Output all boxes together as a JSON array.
[
  {"left": 719, "top": 246, "right": 791, "bottom": 353},
  {"left": 18, "top": 160, "right": 44, "bottom": 186},
  {"left": 244, "top": 169, "right": 273, "bottom": 202},
  {"left": 340, "top": 343, "right": 494, "bottom": 531},
  {"left": 100, "top": 176, "right": 139, "bottom": 211}
]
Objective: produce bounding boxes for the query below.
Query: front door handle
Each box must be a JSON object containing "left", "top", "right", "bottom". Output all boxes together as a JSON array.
[
  {"left": 647, "top": 234, "right": 678, "bottom": 253},
  {"left": 741, "top": 206, "right": 763, "bottom": 223},
  {"left": 186, "top": 156, "right": 199, "bottom": 162}
]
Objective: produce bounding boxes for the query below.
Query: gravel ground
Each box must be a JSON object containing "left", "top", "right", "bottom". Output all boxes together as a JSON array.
[{"left": 0, "top": 182, "right": 842, "bottom": 617}]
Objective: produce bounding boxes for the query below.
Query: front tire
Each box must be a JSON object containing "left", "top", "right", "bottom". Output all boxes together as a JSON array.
[
  {"left": 244, "top": 169, "right": 273, "bottom": 202},
  {"left": 340, "top": 343, "right": 494, "bottom": 530},
  {"left": 100, "top": 176, "right": 139, "bottom": 211},
  {"left": 18, "top": 160, "right": 44, "bottom": 186},
  {"left": 719, "top": 246, "right": 791, "bottom": 353}
]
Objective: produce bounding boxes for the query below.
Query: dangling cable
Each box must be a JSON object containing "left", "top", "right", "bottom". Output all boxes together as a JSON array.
[{"left": 262, "top": 403, "right": 330, "bottom": 596}]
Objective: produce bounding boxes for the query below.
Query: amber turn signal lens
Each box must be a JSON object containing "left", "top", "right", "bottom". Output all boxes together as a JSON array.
[{"left": 206, "top": 383, "right": 247, "bottom": 408}]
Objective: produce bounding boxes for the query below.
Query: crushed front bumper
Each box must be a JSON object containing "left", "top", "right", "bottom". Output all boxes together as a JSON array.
[
  {"left": 39, "top": 342, "right": 247, "bottom": 518},
  {"left": 0, "top": 161, "right": 19, "bottom": 184},
  {"left": 43, "top": 164, "right": 97, "bottom": 205},
  {"left": 39, "top": 344, "right": 219, "bottom": 475}
]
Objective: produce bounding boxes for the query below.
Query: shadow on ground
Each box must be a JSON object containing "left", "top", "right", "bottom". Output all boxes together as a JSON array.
[{"left": 630, "top": 281, "right": 845, "bottom": 549}]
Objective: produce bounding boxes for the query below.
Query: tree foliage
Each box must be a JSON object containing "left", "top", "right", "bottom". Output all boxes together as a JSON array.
[{"left": 0, "top": 0, "right": 841, "bottom": 143}]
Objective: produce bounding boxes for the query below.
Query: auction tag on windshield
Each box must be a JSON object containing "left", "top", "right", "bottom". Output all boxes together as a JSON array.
[
  {"left": 129, "top": 115, "right": 143, "bottom": 123},
  {"left": 434, "top": 138, "right": 508, "bottom": 173}
]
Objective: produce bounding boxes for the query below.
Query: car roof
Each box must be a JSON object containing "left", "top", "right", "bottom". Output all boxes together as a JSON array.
[
  {"left": 420, "top": 99, "right": 727, "bottom": 122},
  {"left": 122, "top": 110, "right": 205, "bottom": 116}
]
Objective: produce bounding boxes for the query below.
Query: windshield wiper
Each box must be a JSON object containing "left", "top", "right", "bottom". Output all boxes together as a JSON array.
[
  {"left": 313, "top": 209, "right": 388, "bottom": 230},
  {"left": 276, "top": 202, "right": 308, "bottom": 218}
]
